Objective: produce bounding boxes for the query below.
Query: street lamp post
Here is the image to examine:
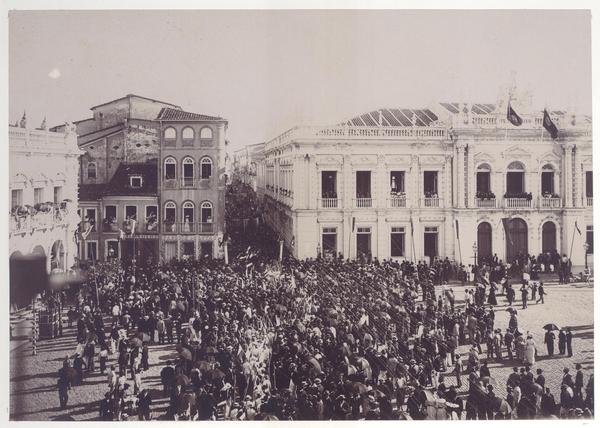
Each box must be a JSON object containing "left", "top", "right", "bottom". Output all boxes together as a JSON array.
[
  {"left": 583, "top": 242, "right": 589, "bottom": 269},
  {"left": 317, "top": 242, "right": 322, "bottom": 259},
  {"left": 472, "top": 242, "right": 478, "bottom": 265}
]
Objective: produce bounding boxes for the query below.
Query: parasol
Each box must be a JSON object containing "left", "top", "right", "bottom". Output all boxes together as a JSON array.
[
  {"left": 179, "top": 348, "right": 193, "bottom": 361},
  {"left": 175, "top": 374, "right": 190, "bottom": 386},
  {"left": 543, "top": 323, "right": 560, "bottom": 331}
]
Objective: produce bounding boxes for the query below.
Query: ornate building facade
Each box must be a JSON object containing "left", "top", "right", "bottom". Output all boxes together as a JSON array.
[
  {"left": 51, "top": 94, "right": 228, "bottom": 263},
  {"left": 253, "top": 101, "right": 593, "bottom": 267},
  {"left": 9, "top": 122, "right": 82, "bottom": 272}
]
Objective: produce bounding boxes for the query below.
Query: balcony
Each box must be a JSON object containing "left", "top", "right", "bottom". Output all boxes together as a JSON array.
[
  {"left": 475, "top": 198, "right": 497, "bottom": 208},
  {"left": 163, "top": 178, "right": 178, "bottom": 189},
  {"left": 145, "top": 221, "right": 159, "bottom": 233},
  {"left": 586, "top": 197, "right": 593, "bottom": 207},
  {"left": 181, "top": 177, "right": 195, "bottom": 188},
  {"left": 422, "top": 197, "right": 441, "bottom": 208},
  {"left": 504, "top": 198, "right": 532, "bottom": 209},
  {"left": 122, "top": 220, "right": 138, "bottom": 235},
  {"left": 388, "top": 196, "right": 407, "bottom": 208},
  {"left": 11, "top": 209, "right": 70, "bottom": 235},
  {"left": 198, "top": 222, "right": 214, "bottom": 234},
  {"left": 354, "top": 198, "right": 373, "bottom": 208},
  {"left": 161, "top": 222, "right": 214, "bottom": 234},
  {"left": 163, "top": 221, "right": 177, "bottom": 233},
  {"left": 320, "top": 198, "right": 339, "bottom": 208},
  {"left": 539, "top": 197, "right": 561, "bottom": 209},
  {"left": 102, "top": 221, "right": 119, "bottom": 232}
]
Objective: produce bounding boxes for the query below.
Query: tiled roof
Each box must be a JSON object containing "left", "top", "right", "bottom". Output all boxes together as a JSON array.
[
  {"left": 156, "top": 107, "right": 224, "bottom": 122},
  {"left": 439, "top": 103, "right": 496, "bottom": 115},
  {"left": 104, "top": 162, "right": 158, "bottom": 196},
  {"left": 79, "top": 184, "right": 107, "bottom": 201},
  {"left": 343, "top": 108, "right": 439, "bottom": 127}
]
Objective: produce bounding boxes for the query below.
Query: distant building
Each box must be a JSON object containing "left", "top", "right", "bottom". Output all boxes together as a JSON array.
[
  {"left": 232, "top": 143, "right": 265, "bottom": 191},
  {"left": 53, "top": 94, "right": 228, "bottom": 262},
  {"left": 9, "top": 121, "right": 82, "bottom": 272},
  {"left": 255, "top": 98, "right": 593, "bottom": 267}
]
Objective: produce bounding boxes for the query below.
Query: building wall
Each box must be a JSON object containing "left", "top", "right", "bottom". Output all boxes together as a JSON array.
[
  {"left": 158, "top": 121, "right": 227, "bottom": 260},
  {"left": 9, "top": 126, "right": 82, "bottom": 272},
  {"left": 257, "top": 118, "right": 592, "bottom": 267}
]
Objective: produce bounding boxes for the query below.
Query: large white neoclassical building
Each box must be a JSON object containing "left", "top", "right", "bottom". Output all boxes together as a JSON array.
[
  {"left": 9, "top": 120, "right": 82, "bottom": 272},
  {"left": 253, "top": 98, "right": 593, "bottom": 267}
]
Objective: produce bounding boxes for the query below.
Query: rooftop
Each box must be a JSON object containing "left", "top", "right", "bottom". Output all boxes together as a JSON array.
[
  {"left": 156, "top": 107, "right": 225, "bottom": 122},
  {"left": 79, "top": 161, "right": 158, "bottom": 200},
  {"left": 90, "top": 94, "right": 181, "bottom": 110},
  {"left": 343, "top": 108, "right": 439, "bottom": 127}
]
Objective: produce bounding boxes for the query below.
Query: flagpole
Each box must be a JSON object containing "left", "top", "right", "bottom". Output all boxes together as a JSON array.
[
  {"left": 456, "top": 220, "right": 463, "bottom": 265},
  {"left": 569, "top": 222, "right": 577, "bottom": 261}
]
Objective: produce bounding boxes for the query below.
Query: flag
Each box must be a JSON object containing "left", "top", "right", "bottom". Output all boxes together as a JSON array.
[
  {"left": 507, "top": 101, "right": 523, "bottom": 126},
  {"left": 455, "top": 219, "right": 460, "bottom": 239},
  {"left": 543, "top": 109, "right": 558, "bottom": 139},
  {"left": 501, "top": 218, "right": 514, "bottom": 247},
  {"left": 129, "top": 219, "right": 136, "bottom": 235},
  {"left": 575, "top": 221, "right": 581, "bottom": 236}
]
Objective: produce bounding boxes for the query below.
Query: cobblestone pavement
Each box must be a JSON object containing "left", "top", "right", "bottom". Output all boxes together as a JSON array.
[{"left": 9, "top": 283, "right": 594, "bottom": 420}]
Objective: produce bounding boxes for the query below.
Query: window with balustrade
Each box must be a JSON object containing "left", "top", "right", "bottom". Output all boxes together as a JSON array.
[
  {"left": 586, "top": 171, "right": 593, "bottom": 197},
  {"left": 541, "top": 164, "right": 555, "bottom": 196},
  {"left": 53, "top": 186, "right": 62, "bottom": 204},
  {"left": 423, "top": 171, "right": 438, "bottom": 197},
  {"left": 182, "top": 157, "right": 195, "bottom": 186},
  {"left": 476, "top": 163, "right": 493, "bottom": 198},
  {"left": 201, "top": 201, "right": 213, "bottom": 223},
  {"left": 164, "top": 201, "right": 176, "bottom": 232},
  {"left": 506, "top": 161, "right": 526, "bottom": 196},
  {"left": 356, "top": 171, "right": 371, "bottom": 198},
  {"left": 201, "top": 157, "right": 213, "bottom": 179},
  {"left": 164, "top": 157, "right": 176, "bottom": 180},
  {"left": 390, "top": 171, "right": 405, "bottom": 194},
  {"left": 321, "top": 171, "right": 337, "bottom": 199},
  {"left": 11, "top": 189, "right": 22, "bottom": 210},
  {"left": 182, "top": 201, "right": 195, "bottom": 232},
  {"left": 34, "top": 187, "right": 44, "bottom": 205}
]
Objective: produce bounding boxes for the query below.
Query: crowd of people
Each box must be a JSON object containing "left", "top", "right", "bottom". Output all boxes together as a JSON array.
[{"left": 53, "top": 183, "right": 593, "bottom": 421}]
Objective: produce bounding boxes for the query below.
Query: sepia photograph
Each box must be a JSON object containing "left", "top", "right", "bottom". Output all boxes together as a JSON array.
[{"left": 5, "top": 4, "right": 595, "bottom": 422}]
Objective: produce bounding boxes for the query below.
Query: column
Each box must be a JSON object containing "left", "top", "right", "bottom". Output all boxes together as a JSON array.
[
  {"left": 377, "top": 155, "right": 386, "bottom": 209},
  {"left": 564, "top": 144, "right": 573, "bottom": 207},
  {"left": 456, "top": 143, "right": 466, "bottom": 208},
  {"left": 466, "top": 144, "right": 475, "bottom": 208},
  {"left": 573, "top": 145, "right": 582, "bottom": 207},
  {"left": 343, "top": 155, "right": 352, "bottom": 209},
  {"left": 444, "top": 155, "right": 452, "bottom": 208},
  {"left": 411, "top": 155, "right": 420, "bottom": 208}
]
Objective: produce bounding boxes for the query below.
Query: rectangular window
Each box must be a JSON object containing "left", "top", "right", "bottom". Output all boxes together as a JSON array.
[
  {"left": 130, "top": 176, "right": 143, "bottom": 188},
  {"left": 476, "top": 172, "right": 491, "bottom": 193},
  {"left": 541, "top": 171, "right": 554, "bottom": 195},
  {"left": 201, "top": 242, "right": 213, "bottom": 258},
  {"left": 322, "top": 227, "right": 337, "bottom": 258},
  {"left": 165, "top": 162, "right": 176, "bottom": 180},
  {"left": 125, "top": 205, "right": 138, "bottom": 220},
  {"left": 321, "top": 171, "right": 337, "bottom": 198},
  {"left": 586, "top": 171, "right": 593, "bottom": 197},
  {"left": 53, "top": 186, "right": 62, "bottom": 204},
  {"left": 390, "top": 227, "right": 405, "bottom": 257},
  {"left": 11, "top": 189, "right": 22, "bottom": 209},
  {"left": 86, "top": 241, "right": 98, "bottom": 261},
  {"left": 85, "top": 208, "right": 97, "bottom": 226},
  {"left": 587, "top": 226, "right": 593, "bottom": 254},
  {"left": 105, "top": 205, "right": 117, "bottom": 221},
  {"left": 390, "top": 171, "right": 405, "bottom": 193},
  {"left": 506, "top": 172, "right": 525, "bottom": 194},
  {"left": 182, "top": 241, "right": 195, "bottom": 259},
  {"left": 34, "top": 188, "right": 44, "bottom": 205},
  {"left": 356, "top": 171, "right": 371, "bottom": 198},
  {"left": 424, "top": 226, "right": 438, "bottom": 259},
  {"left": 356, "top": 226, "right": 371, "bottom": 258},
  {"left": 106, "top": 240, "right": 119, "bottom": 258},
  {"left": 423, "top": 171, "right": 438, "bottom": 196},
  {"left": 146, "top": 205, "right": 158, "bottom": 231}
]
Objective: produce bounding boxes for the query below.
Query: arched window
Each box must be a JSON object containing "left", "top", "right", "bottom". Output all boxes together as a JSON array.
[
  {"left": 200, "top": 127, "right": 213, "bottom": 139},
  {"left": 476, "top": 163, "right": 492, "bottom": 194},
  {"left": 201, "top": 201, "right": 213, "bottom": 223},
  {"left": 201, "top": 157, "right": 213, "bottom": 179},
  {"left": 164, "top": 201, "right": 176, "bottom": 225},
  {"left": 182, "top": 127, "right": 194, "bottom": 140},
  {"left": 164, "top": 127, "right": 176, "bottom": 140},
  {"left": 182, "top": 157, "right": 195, "bottom": 186},
  {"left": 164, "top": 157, "right": 176, "bottom": 180},
  {"left": 87, "top": 162, "right": 97, "bottom": 179},
  {"left": 507, "top": 161, "right": 525, "bottom": 171},
  {"left": 541, "top": 164, "right": 555, "bottom": 195},
  {"left": 182, "top": 201, "right": 195, "bottom": 232}
]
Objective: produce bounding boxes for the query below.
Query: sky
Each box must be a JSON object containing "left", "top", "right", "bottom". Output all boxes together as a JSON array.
[{"left": 8, "top": 9, "right": 592, "bottom": 151}]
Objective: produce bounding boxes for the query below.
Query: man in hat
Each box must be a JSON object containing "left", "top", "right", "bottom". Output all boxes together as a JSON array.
[
  {"left": 574, "top": 363, "right": 584, "bottom": 400},
  {"left": 544, "top": 328, "right": 556, "bottom": 357},
  {"left": 562, "top": 368, "right": 575, "bottom": 389},
  {"left": 535, "top": 369, "right": 545, "bottom": 389}
]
